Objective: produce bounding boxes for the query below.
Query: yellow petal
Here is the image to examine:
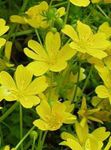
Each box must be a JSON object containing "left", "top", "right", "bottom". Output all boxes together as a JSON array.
[
  {"left": 26, "top": 76, "right": 48, "bottom": 94},
  {"left": 27, "top": 61, "right": 49, "bottom": 76},
  {"left": 15, "top": 65, "right": 32, "bottom": 90},
  {"left": 60, "top": 138, "right": 83, "bottom": 150},
  {"left": 63, "top": 113, "right": 76, "bottom": 124},
  {"left": 10, "top": 15, "right": 26, "bottom": 24},
  {"left": 77, "top": 21, "right": 93, "bottom": 40},
  {"left": 58, "top": 44, "right": 76, "bottom": 61},
  {"left": 45, "top": 32, "right": 61, "bottom": 58},
  {"left": 5, "top": 41, "right": 12, "bottom": 61},
  {"left": 95, "top": 85, "right": 110, "bottom": 98},
  {"left": 0, "top": 18, "right": 9, "bottom": 36},
  {"left": 87, "top": 48, "right": 107, "bottom": 59},
  {"left": 36, "top": 100, "right": 51, "bottom": 121},
  {"left": 50, "top": 60, "right": 67, "bottom": 72},
  {"left": 28, "top": 40, "right": 47, "bottom": 58},
  {"left": 24, "top": 48, "right": 42, "bottom": 61},
  {"left": 0, "top": 38, "right": 6, "bottom": 48},
  {"left": 61, "top": 132, "right": 76, "bottom": 141},
  {"left": 33, "top": 119, "right": 49, "bottom": 130},
  {"left": 57, "top": 7, "right": 65, "bottom": 17},
  {"left": 92, "top": 127, "right": 110, "bottom": 142},
  {"left": 70, "top": 0, "right": 90, "bottom": 7},
  {"left": 0, "top": 71, "right": 16, "bottom": 90},
  {"left": 20, "top": 96, "right": 40, "bottom": 108},
  {"left": 62, "top": 24, "right": 78, "bottom": 41}
]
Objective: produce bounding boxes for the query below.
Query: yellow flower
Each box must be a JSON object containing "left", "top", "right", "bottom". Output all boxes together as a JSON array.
[
  {"left": 0, "top": 18, "right": 9, "bottom": 48},
  {"left": 95, "top": 66, "right": 111, "bottom": 103},
  {"left": 60, "top": 121, "right": 110, "bottom": 150},
  {"left": 78, "top": 97, "right": 103, "bottom": 123},
  {"left": 0, "top": 65, "right": 48, "bottom": 108},
  {"left": 24, "top": 31, "right": 75, "bottom": 76},
  {"left": 10, "top": 1, "right": 65, "bottom": 29},
  {"left": 33, "top": 100, "right": 76, "bottom": 131},
  {"left": 62, "top": 21, "right": 110, "bottom": 59},
  {"left": 10, "top": 1, "right": 48, "bottom": 28}
]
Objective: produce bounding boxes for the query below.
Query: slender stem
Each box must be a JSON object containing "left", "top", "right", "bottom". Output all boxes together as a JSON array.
[
  {"left": 20, "top": 104, "right": 23, "bottom": 150},
  {"left": 41, "top": 131, "right": 48, "bottom": 150},
  {"left": 0, "top": 102, "right": 19, "bottom": 122},
  {"left": 20, "top": 0, "right": 30, "bottom": 13},
  {"left": 32, "top": 137, "right": 36, "bottom": 150},
  {"left": 52, "top": 2, "right": 68, "bottom": 7},
  {"left": 96, "top": 5, "right": 109, "bottom": 19},
  {"left": 15, "top": 126, "right": 35, "bottom": 150},
  {"left": 35, "top": 29, "right": 43, "bottom": 45},
  {"left": 37, "top": 131, "right": 43, "bottom": 150},
  {"left": 72, "top": 62, "right": 81, "bottom": 102},
  {"left": 37, "top": 131, "right": 48, "bottom": 150},
  {"left": 82, "top": 65, "right": 93, "bottom": 93},
  {"left": 10, "top": 29, "right": 35, "bottom": 37},
  {"left": 63, "top": 0, "right": 70, "bottom": 25}
]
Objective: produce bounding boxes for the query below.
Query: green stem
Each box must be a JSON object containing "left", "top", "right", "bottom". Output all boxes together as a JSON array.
[
  {"left": 37, "top": 131, "right": 43, "bottom": 150},
  {"left": 0, "top": 102, "right": 19, "bottom": 122},
  {"left": 20, "top": 0, "right": 30, "bottom": 13},
  {"left": 10, "top": 29, "right": 35, "bottom": 37},
  {"left": 15, "top": 126, "right": 35, "bottom": 150},
  {"left": 72, "top": 62, "right": 81, "bottom": 102},
  {"left": 41, "top": 131, "right": 48, "bottom": 149},
  {"left": 52, "top": 2, "right": 68, "bottom": 7},
  {"left": 96, "top": 5, "right": 109, "bottom": 19},
  {"left": 32, "top": 137, "right": 36, "bottom": 150},
  {"left": 81, "top": 65, "right": 93, "bottom": 93},
  {"left": 63, "top": 0, "right": 70, "bottom": 25},
  {"left": 35, "top": 29, "right": 43, "bottom": 45},
  {"left": 20, "top": 104, "right": 23, "bottom": 150},
  {"left": 37, "top": 131, "right": 48, "bottom": 150}
]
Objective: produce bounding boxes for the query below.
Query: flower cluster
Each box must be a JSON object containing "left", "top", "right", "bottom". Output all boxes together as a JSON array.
[{"left": 0, "top": 0, "right": 111, "bottom": 149}]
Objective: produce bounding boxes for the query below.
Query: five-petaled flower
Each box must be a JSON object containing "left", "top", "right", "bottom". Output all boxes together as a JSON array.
[
  {"left": 0, "top": 65, "right": 48, "bottom": 108},
  {"left": 62, "top": 21, "right": 110, "bottom": 59},
  {"left": 24, "top": 31, "right": 76, "bottom": 76},
  {"left": 33, "top": 100, "right": 76, "bottom": 131}
]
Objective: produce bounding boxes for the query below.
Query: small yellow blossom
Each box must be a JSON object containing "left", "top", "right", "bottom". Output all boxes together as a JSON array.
[
  {"left": 0, "top": 18, "right": 9, "bottom": 48},
  {"left": 78, "top": 97, "right": 103, "bottom": 123},
  {"left": 33, "top": 100, "right": 76, "bottom": 131},
  {"left": 10, "top": 1, "right": 65, "bottom": 28},
  {"left": 60, "top": 121, "right": 110, "bottom": 150},
  {"left": 24, "top": 31, "right": 76, "bottom": 76},
  {"left": 62, "top": 21, "right": 110, "bottom": 59},
  {"left": 0, "top": 65, "right": 48, "bottom": 108}
]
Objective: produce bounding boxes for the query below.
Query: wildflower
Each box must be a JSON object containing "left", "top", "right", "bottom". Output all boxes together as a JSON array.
[
  {"left": 24, "top": 31, "right": 76, "bottom": 76},
  {"left": 62, "top": 21, "right": 110, "bottom": 59},
  {"left": 78, "top": 97, "right": 103, "bottom": 123},
  {"left": 0, "top": 65, "right": 48, "bottom": 108},
  {"left": 60, "top": 121, "right": 110, "bottom": 150},
  {"left": 95, "top": 66, "right": 111, "bottom": 104},
  {"left": 0, "top": 18, "right": 9, "bottom": 48},
  {"left": 10, "top": 1, "right": 65, "bottom": 28},
  {"left": 33, "top": 100, "right": 76, "bottom": 131}
]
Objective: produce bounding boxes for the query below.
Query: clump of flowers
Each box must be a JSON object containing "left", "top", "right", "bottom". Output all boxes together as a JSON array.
[{"left": 0, "top": 0, "right": 111, "bottom": 149}]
